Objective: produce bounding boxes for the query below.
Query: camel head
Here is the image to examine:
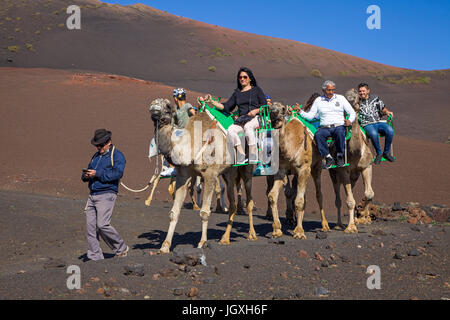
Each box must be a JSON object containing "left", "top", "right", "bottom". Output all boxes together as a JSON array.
[
  {"left": 149, "top": 98, "right": 173, "bottom": 129},
  {"left": 345, "top": 88, "right": 360, "bottom": 112},
  {"left": 269, "top": 102, "right": 288, "bottom": 129}
]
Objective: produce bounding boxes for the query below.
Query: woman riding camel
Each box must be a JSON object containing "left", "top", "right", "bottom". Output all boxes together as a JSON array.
[{"left": 199, "top": 67, "right": 267, "bottom": 164}]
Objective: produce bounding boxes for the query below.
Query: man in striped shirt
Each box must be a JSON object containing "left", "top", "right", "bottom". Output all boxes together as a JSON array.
[{"left": 357, "top": 83, "right": 395, "bottom": 164}]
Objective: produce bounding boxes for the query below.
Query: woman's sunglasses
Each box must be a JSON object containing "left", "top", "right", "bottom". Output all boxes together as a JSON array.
[{"left": 239, "top": 75, "right": 248, "bottom": 80}]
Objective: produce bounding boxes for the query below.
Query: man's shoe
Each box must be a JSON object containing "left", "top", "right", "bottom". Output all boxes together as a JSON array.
[
  {"left": 374, "top": 154, "right": 382, "bottom": 165},
  {"left": 323, "top": 157, "right": 335, "bottom": 169},
  {"left": 336, "top": 156, "right": 345, "bottom": 167},
  {"left": 383, "top": 153, "right": 396, "bottom": 162},
  {"left": 116, "top": 246, "right": 129, "bottom": 258}
]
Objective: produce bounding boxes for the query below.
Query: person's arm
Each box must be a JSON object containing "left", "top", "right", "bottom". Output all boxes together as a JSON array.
[
  {"left": 342, "top": 97, "right": 356, "bottom": 126},
  {"left": 199, "top": 94, "right": 227, "bottom": 111},
  {"left": 184, "top": 104, "right": 195, "bottom": 117},
  {"left": 95, "top": 151, "right": 126, "bottom": 182},
  {"left": 222, "top": 91, "right": 238, "bottom": 114},
  {"left": 378, "top": 98, "right": 394, "bottom": 118},
  {"left": 299, "top": 99, "right": 318, "bottom": 120}
]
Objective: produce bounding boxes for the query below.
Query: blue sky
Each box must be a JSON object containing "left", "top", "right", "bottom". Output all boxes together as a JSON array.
[{"left": 103, "top": 0, "right": 450, "bottom": 70}]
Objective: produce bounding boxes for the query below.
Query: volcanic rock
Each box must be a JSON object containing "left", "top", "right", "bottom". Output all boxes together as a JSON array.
[
  {"left": 123, "top": 264, "right": 145, "bottom": 277},
  {"left": 170, "top": 246, "right": 204, "bottom": 266}
]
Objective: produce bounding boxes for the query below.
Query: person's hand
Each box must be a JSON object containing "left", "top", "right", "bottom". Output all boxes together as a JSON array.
[
  {"left": 204, "top": 94, "right": 212, "bottom": 103},
  {"left": 294, "top": 103, "right": 301, "bottom": 112},
  {"left": 84, "top": 169, "right": 96, "bottom": 179},
  {"left": 248, "top": 109, "right": 259, "bottom": 117},
  {"left": 344, "top": 119, "right": 351, "bottom": 127},
  {"left": 386, "top": 110, "right": 394, "bottom": 118}
]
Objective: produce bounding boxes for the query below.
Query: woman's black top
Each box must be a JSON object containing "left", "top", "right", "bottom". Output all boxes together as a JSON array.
[{"left": 223, "top": 86, "right": 267, "bottom": 117}]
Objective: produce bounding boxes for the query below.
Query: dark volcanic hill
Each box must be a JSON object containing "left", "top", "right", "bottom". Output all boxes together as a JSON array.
[
  {"left": 1, "top": 0, "right": 449, "bottom": 142},
  {"left": 1, "top": 0, "right": 406, "bottom": 79}
]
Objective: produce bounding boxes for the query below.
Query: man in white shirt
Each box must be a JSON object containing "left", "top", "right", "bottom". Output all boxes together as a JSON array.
[{"left": 299, "top": 80, "right": 356, "bottom": 169}]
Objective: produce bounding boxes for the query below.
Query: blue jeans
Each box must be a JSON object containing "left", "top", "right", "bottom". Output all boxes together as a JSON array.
[
  {"left": 314, "top": 125, "right": 346, "bottom": 158},
  {"left": 364, "top": 122, "right": 394, "bottom": 155}
]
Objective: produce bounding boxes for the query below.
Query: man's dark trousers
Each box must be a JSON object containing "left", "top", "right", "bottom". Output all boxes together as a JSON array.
[{"left": 314, "top": 125, "right": 346, "bottom": 158}]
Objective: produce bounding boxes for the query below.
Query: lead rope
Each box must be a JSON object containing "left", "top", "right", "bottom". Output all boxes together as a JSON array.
[{"left": 119, "top": 119, "right": 160, "bottom": 193}]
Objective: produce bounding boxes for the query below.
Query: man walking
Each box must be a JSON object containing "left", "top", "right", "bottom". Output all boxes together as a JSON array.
[{"left": 82, "top": 128, "right": 128, "bottom": 261}]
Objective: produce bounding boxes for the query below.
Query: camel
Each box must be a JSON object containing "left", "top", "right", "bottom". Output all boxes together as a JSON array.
[
  {"left": 148, "top": 98, "right": 256, "bottom": 253},
  {"left": 329, "top": 88, "right": 375, "bottom": 227},
  {"left": 267, "top": 102, "right": 359, "bottom": 239},
  {"left": 267, "top": 102, "right": 329, "bottom": 239}
]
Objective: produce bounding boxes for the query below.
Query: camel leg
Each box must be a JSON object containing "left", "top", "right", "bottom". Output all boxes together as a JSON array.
[
  {"left": 220, "top": 172, "right": 237, "bottom": 245},
  {"left": 197, "top": 174, "right": 216, "bottom": 249},
  {"left": 268, "top": 174, "right": 285, "bottom": 238},
  {"left": 189, "top": 176, "right": 201, "bottom": 210},
  {"left": 219, "top": 178, "right": 228, "bottom": 212},
  {"left": 342, "top": 171, "right": 358, "bottom": 234},
  {"left": 312, "top": 163, "right": 330, "bottom": 232},
  {"left": 284, "top": 175, "right": 296, "bottom": 226},
  {"left": 236, "top": 180, "right": 246, "bottom": 215},
  {"left": 292, "top": 166, "right": 311, "bottom": 239},
  {"left": 356, "top": 166, "right": 374, "bottom": 225},
  {"left": 265, "top": 175, "right": 274, "bottom": 220},
  {"left": 329, "top": 169, "right": 344, "bottom": 230},
  {"left": 145, "top": 175, "right": 160, "bottom": 206},
  {"left": 243, "top": 168, "right": 257, "bottom": 241},
  {"left": 168, "top": 177, "right": 176, "bottom": 200},
  {"left": 159, "top": 173, "right": 191, "bottom": 254},
  {"left": 196, "top": 176, "right": 202, "bottom": 207},
  {"left": 214, "top": 177, "right": 227, "bottom": 213}
]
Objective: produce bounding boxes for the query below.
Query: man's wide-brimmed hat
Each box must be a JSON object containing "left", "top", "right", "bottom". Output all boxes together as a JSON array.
[{"left": 91, "top": 128, "right": 111, "bottom": 146}]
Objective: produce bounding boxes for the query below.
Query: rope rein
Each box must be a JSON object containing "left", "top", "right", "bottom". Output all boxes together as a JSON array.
[{"left": 119, "top": 119, "right": 161, "bottom": 193}]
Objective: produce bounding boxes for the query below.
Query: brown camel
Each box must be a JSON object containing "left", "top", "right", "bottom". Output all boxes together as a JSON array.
[
  {"left": 267, "top": 102, "right": 360, "bottom": 239},
  {"left": 267, "top": 102, "right": 330, "bottom": 239},
  {"left": 148, "top": 98, "right": 256, "bottom": 253},
  {"left": 329, "top": 89, "right": 375, "bottom": 227}
]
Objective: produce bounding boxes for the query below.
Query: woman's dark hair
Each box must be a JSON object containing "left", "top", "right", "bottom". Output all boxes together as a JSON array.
[
  {"left": 236, "top": 67, "right": 257, "bottom": 90},
  {"left": 303, "top": 92, "right": 320, "bottom": 112}
]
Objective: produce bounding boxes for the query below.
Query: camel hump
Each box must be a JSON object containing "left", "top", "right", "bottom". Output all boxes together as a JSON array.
[{"left": 185, "top": 112, "right": 214, "bottom": 131}]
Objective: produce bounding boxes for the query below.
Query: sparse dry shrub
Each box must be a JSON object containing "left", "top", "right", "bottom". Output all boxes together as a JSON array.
[
  {"left": 310, "top": 69, "right": 322, "bottom": 78},
  {"left": 8, "top": 45, "right": 19, "bottom": 52}
]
